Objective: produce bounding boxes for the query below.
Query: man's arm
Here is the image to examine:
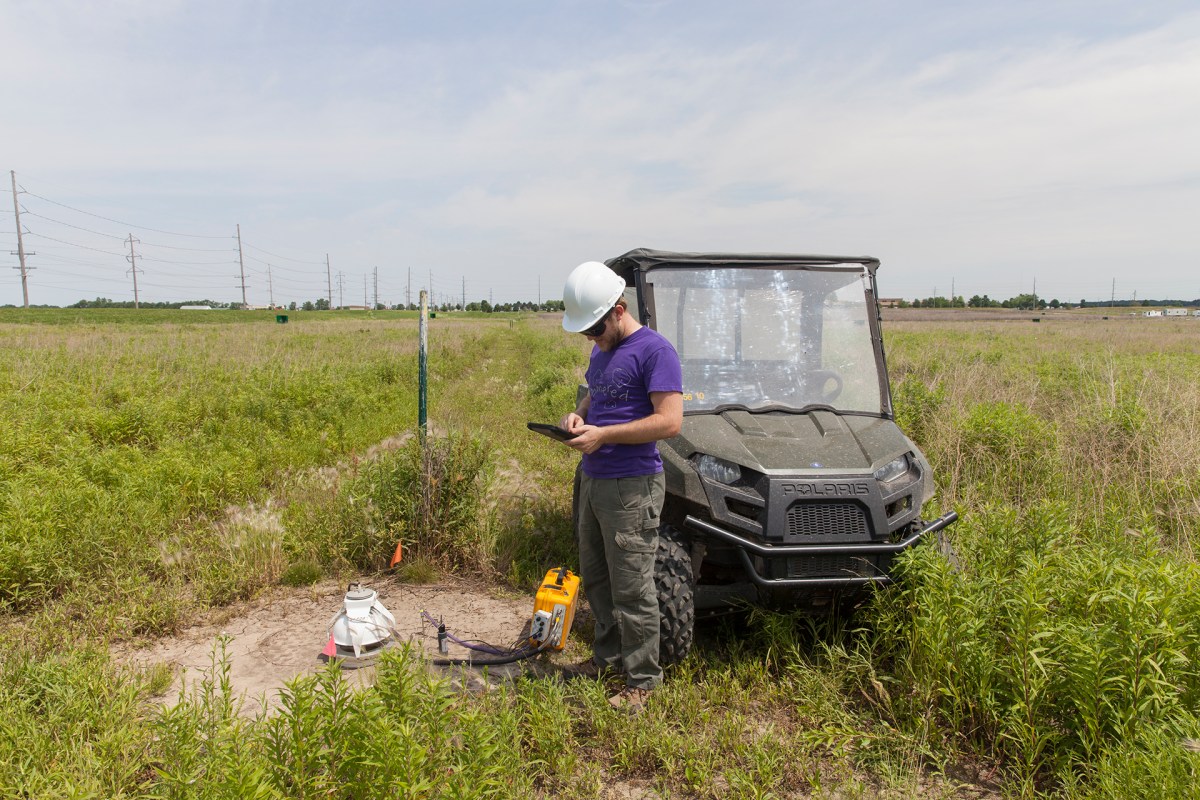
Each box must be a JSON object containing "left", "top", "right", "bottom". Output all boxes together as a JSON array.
[{"left": 566, "top": 391, "right": 682, "bottom": 455}]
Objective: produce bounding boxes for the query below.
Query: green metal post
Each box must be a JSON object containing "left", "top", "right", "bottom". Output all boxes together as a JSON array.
[{"left": 418, "top": 289, "right": 428, "bottom": 440}]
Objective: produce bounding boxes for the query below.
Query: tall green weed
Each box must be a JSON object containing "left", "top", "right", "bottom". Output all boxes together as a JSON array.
[
  {"left": 287, "top": 431, "right": 495, "bottom": 574},
  {"left": 873, "top": 504, "right": 1200, "bottom": 793}
]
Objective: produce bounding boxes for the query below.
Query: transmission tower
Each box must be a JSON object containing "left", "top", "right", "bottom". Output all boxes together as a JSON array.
[
  {"left": 236, "top": 224, "right": 248, "bottom": 308},
  {"left": 9, "top": 171, "right": 35, "bottom": 307},
  {"left": 125, "top": 234, "right": 143, "bottom": 309},
  {"left": 326, "top": 254, "right": 333, "bottom": 309}
]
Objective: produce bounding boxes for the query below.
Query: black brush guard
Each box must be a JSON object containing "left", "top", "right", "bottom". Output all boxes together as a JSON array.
[{"left": 684, "top": 510, "right": 958, "bottom": 587}]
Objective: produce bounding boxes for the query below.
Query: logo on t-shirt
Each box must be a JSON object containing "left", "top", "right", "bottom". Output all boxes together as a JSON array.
[{"left": 591, "top": 367, "right": 633, "bottom": 407}]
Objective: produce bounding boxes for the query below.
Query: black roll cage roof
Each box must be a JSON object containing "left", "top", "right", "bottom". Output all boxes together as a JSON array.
[
  {"left": 602, "top": 248, "right": 893, "bottom": 419},
  {"left": 605, "top": 248, "right": 880, "bottom": 279}
]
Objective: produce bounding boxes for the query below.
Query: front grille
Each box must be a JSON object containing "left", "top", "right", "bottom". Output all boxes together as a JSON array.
[
  {"left": 785, "top": 502, "right": 869, "bottom": 538},
  {"left": 785, "top": 555, "right": 874, "bottom": 579}
]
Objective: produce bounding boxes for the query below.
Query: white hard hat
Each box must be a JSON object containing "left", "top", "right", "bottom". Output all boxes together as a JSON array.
[{"left": 561, "top": 261, "right": 626, "bottom": 333}]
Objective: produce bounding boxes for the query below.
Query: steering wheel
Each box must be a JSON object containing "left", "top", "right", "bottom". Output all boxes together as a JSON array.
[{"left": 810, "top": 370, "right": 843, "bottom": 403}]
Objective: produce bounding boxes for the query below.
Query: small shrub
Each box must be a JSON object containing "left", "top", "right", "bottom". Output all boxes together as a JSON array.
[
  {"left": 280, "top": 560, "right": 323, "bottom": 587},
  {"left": 892, "top": 375, "right": 946, "bottom": 446},
  {"left": 1081, "top": 713, "right": 1200, "bottom": 799},
  {"left": 959, "top": 401, "right": 1058, "bottom": 502},
  {"left": 334, "top": 431, "right": 495, "bottom": 573},
  {"left": 394, "top": 556, "right": 439, "bottom": 584}
]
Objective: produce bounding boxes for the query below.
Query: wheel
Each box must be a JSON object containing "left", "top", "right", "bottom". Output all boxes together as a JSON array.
[
  {"left": 655, "top": 524, "right": 695, "bottom": 665},
  {"left": 810, "top": 370, "right": 843, "bottom": 403}
]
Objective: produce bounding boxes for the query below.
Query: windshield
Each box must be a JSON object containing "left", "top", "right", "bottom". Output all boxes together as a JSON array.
[{"left": 645, "top": 266, "right": 884, "bottom": 414}]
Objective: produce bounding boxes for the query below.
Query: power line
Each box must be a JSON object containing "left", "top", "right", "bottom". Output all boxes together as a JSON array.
[
  {"left": 242, "top": 253, "right": 323, "bottom": 273},
  {"left": 22, "top": 209, "right": 235, "bottom": 252},
  {"left": 138, "top": 254, "right": 236, "bottom": 266},
  {"left": 20, "top": 211, "right": 126, "bottom": 241},
  {"left": 18, "top": 189, "right": 232, "bottom": 239},
  {"left": 24, "top": 231, "right": 124, "bottom": 257},
  {"left": 242, "top": 241, "right": 326, "bottom": 265}
]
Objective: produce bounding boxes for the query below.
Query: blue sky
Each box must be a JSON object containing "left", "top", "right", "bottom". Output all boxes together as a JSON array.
[{"left": 2, "top": 1, "right": 1198, "bottom": 307}]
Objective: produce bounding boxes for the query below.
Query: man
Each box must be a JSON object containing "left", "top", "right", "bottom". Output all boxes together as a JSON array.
[{"left": 559, "top": 260, "right": 683, "bottom": 712}]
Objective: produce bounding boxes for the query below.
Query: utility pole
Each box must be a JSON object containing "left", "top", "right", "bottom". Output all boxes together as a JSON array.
[
  {"left": 1111, "top": 279, "right": 1116, "bottom": 311},
  {"left": 373, "top": 266, "right": 379, "bottom": 309},
  {"left": 9, "top": 170, "right": 35, "bottom": 308},
  {"left": 428, "top": 269, "right": 433, "bottom": 309},
  {"left": 267, "top": 264, "right": 275, "bottom": 308},
  {"left": 236, "top": 224, "right": 248, "bottom": 309},
  {"left": 125, "top": 234, "right": 143, "bottom": 309},
  {"left": 337, "top": 271, "right": 345, "bottom": 309},
  {"left": 951, "top": 277, "right": 955, "bottom": 304},
  {"left": 538, "top": 275, "right": 541, "bottom": 306},
  {"left": 406, "top": 267, "right": 411, "bottom": 310},
  {"left": 363, "top": 274, "right": 368, "bottom": 309},
  {"left": 462, "top": 276, "right": 466, "bottom": 310},
  {"left": 325, "top": 254, "right": 333, "bottom": 309}
]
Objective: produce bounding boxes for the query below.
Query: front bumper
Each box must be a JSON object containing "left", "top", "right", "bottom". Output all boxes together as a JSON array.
[{"left": 684, "top": 510, "right": 958, "bottom": 587}]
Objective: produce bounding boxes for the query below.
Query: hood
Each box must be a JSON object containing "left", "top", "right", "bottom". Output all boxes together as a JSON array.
[{"left": 664, "top": 409, "right": 913, "bottom": 475}]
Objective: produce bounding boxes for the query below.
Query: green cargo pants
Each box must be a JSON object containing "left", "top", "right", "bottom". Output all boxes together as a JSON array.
[{"left": 577, "top": 471, "right": 664, "bottom": 690}]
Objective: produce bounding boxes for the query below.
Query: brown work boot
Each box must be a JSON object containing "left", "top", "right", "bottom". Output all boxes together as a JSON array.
[
  {"left": 565, "top": 658, "right": 617, "bottom": 681},
  {"left": 566, "top": 658, "right": 603, "bottom": 679},
  {"left": 607, "top": 685, "right": 652, "bottom": 713}
]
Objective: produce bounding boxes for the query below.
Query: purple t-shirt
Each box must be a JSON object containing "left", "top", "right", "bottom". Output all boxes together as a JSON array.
[{"left": 582, "top": 326, "right": 683, "bottom": 479}]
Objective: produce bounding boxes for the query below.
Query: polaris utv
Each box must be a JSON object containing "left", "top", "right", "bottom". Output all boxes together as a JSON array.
[{"left": 573, "top": 249, "right": 957, "bottom": 663}]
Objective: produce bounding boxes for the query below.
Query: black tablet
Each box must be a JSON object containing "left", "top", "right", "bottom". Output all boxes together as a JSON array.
[{"left": 526, "top": 422, "right": 579, "bottom": 442}]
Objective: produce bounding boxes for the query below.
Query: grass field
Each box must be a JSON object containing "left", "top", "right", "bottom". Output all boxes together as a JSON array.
[{"left": 0, "top": 307, "right": 1197, "bottom": 798}]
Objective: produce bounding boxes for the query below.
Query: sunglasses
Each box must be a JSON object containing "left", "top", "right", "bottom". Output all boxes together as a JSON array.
[{"left": 580, "top": 307, "right": 614, "bottom": 337}]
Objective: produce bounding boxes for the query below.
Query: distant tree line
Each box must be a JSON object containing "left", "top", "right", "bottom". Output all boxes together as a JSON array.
[
  {"left": 898, "top": 294, "right": 1199, "bottom": 311},
  {"left": 1077, "top": 298, "right": 1200, "bottom": 308},
  {"left": 69, "top": 298, "right": 234, "bottom": 309},
  {"left": 59, "top": 297, "right": 568, "bottom": 312},
  {"left": 897, "top": 293, "right": 1057, "bottom": 310}
]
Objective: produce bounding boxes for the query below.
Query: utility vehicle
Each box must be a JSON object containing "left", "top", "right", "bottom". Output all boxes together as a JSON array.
[{"left": 574, "top": 249, "right": 957, "bottom": 662}]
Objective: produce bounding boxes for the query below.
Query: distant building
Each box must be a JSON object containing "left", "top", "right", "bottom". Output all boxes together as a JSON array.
[
  {"left": 878, "top": 298, "right": 904, "bottom": 308},
  {"left": 179, "top": 305, "right": 213, "bottom": 310},
  {"left": 1143, "top": 310, "right": 1163, "bottom": 317},
  {"left": 1165, "top": 308, "right": 1188, "bottom": 317}
]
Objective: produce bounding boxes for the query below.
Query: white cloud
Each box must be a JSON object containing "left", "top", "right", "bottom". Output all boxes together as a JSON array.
[{"left": 2, "top": 3, "right": 1198, "bottom": 305}]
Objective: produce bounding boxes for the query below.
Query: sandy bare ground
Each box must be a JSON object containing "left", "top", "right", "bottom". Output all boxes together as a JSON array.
[
  {"left": 117, "top": 575, "right": 560, "bottom": 715},
  {"left": 113, "top": 577, "right": 1001, "bottom": 798}
]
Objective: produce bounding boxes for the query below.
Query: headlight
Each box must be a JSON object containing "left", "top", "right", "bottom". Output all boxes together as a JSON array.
[
  {"left": 694, "top": 454, "right": 742, "bottom": 485},
  {"left": 872, "top": 455, "right": 910, "bottom": 483}
]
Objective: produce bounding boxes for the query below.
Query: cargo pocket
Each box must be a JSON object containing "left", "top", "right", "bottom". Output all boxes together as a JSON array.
[{"left": 614, "top": 530, "right": 656, "bottom": 554}]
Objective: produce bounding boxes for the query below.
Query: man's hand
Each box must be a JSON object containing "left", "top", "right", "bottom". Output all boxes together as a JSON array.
[
  {"left": 561, "top": 411, "right": 586, "bottom": 433},
  {"left": 565, "top": 424, "right": 606, "bottom": 454}
]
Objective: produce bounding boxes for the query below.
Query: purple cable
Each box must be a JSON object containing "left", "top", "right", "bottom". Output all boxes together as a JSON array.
[{"left": 421, "top": 610, "right": 513, "bottom": 656}]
